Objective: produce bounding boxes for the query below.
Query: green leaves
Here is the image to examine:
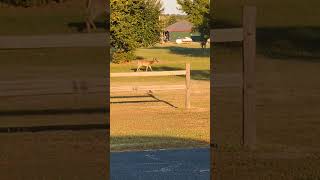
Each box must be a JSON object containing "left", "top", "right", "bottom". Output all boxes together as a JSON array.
[
  {"left": 111, "top": 0, "right": 162, "bottom": 61},
  {"left": 177, "top": 0, "right": 210, "bottom": 39}
]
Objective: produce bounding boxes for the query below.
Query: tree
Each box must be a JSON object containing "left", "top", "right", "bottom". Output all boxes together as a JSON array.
[
  {"left": 110, "top": 0, "right": 163, "bottom": 63},
  {"left": 160, "top": 15, "right": 178, "bottom": 28},
  {"left": 177, "top": 0, "right": 210, "bottom": 39}
]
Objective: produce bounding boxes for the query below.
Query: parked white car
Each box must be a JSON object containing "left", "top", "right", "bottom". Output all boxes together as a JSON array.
[
  {"left": 176, "top": 39, "right": 183, "bottom": 44},
  {"left": 176, "top": 37, "right": 193, "bottom": 44},
  {"left": 182, "top": 37, "right": 193, "bottom": 42}
]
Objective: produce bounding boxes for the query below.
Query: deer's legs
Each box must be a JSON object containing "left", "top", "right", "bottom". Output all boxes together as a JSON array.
[
  {"left": 137, "top": 65, "right": 141, "bottom": 72},
  {"left": 149, "top": 66, "right": 153, "bottom": 71}
]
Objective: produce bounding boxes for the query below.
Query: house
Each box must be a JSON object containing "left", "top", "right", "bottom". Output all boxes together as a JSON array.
[{"left": 165, "top": 20, "right": 194, "bottom": 41}]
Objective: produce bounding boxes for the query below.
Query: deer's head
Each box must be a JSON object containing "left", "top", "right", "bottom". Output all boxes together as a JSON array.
[{"left": 153, "top": 58, "right": 159, "bottom": 63}]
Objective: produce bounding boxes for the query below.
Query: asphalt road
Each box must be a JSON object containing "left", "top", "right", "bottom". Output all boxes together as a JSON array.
[{"left": 111, "top": 148, "right": 210, "bottom": 180}]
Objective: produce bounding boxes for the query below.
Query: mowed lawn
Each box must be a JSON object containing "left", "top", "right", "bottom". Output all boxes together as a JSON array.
[{"left": 110, "top": 43, "right": 210, "bottom": 151}]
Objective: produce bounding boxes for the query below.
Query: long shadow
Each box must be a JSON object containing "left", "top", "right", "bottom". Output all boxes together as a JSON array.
[
  {"left": 148, "top": 46, "right": 210, "bottom": 57},
  {"left": 111, "top": 135, "right": 209, "bottom": 151},
  {"left": 111, "top": 93, "right": 177, "bottom": 108}
]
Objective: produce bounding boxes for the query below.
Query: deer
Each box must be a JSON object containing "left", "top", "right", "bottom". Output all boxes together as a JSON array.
[
  {"left": 85, "top": 0, "right": 107, "bottom": 33},
  {"left": 136, "top": 58, "right": 159, "bottom": 72}
]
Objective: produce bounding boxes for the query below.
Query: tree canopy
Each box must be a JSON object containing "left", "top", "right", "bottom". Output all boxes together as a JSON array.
[
  {"left": 110, "top": 0, "right": 163, "bottom": 62},
  {"left": 177, "top": 0, "right": 210, "bottom": 39}
]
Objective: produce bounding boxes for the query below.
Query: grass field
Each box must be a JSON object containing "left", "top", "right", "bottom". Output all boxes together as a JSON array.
[{"left": 110, "top": 42, "right": 210, "bottom": 151}]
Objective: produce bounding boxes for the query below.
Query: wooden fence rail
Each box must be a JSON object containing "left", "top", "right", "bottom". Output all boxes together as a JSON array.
[
  {"left": 111, "top": 63, "right": 191, "bottom": 109},
  {"left": 111, "top": 70, "right": 186, "bottom": 77}
]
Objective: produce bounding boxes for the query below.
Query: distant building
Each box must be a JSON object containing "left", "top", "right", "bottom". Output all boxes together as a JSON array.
[{"left": 165, "top": 20, "right": 194, "bottom": 41}]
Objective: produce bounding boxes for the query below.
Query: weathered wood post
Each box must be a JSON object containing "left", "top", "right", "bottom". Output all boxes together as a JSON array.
[
  {"left": 185, "top": 63, "right": 191, "bottom": 109},
  {"left": 242, "top": 6, "right": 256, "bottom": 149}
]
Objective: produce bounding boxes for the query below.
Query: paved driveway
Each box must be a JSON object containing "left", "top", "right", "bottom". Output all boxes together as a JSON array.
[{"left": 111, "top": 148, "right": 210, "bottom": 180}]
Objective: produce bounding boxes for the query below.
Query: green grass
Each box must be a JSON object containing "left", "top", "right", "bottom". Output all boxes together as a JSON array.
[
  {"left": 111, "top": 43, "right": 210, "bottom": 82},
  {"left": 110, "top": 43, "right": 210, "bottom": 151}
]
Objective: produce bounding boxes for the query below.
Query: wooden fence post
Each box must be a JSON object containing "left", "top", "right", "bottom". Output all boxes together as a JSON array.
[
  {"left": 185, "top": 63, "right": 191, "bottom": 109},
  {"left": 242, "top": 6, "right": 256, "bottom": 149}
]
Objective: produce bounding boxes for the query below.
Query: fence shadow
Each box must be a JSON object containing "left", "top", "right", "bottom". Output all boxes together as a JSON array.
[{"left": 111, "top": 93, "right": 178, "bottom": 108}]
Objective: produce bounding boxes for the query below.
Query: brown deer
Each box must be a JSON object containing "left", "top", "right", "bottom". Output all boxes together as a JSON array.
[
  {"left": 85, "top": 0, "right": 107, "bottom": 33},
  {"left": 136, "top": 58, "right": 159, "bottom": 72}
]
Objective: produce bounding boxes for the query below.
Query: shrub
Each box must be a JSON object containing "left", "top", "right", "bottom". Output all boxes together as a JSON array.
[
  {"left": 110, "top": 0, "right": 162, "bottom": 63},
  {"left": 111, "top": 50, "right": 136, "bottom": 64}
]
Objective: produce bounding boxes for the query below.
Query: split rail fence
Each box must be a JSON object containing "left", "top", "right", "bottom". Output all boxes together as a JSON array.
[{"left": 111, "top": 63, "right": 191, "bottom": 109}]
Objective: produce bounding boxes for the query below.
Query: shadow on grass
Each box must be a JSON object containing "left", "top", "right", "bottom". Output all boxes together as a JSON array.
[
  {"left": 111, "top": 135, "right": 209, "bottom": 151},
  {"left": 148, "top": 46, "right": 210, "bottom": 57},
  {"left": 111, "top": 93, "right": 178, "bottom": 108},
  {"left": 130, "top": 66, "right": 210, "bottom": 81}
]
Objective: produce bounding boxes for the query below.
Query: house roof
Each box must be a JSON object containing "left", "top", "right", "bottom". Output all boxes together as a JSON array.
[{"left": 165, "top": 20, "right": 193, "bottom": 32}]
